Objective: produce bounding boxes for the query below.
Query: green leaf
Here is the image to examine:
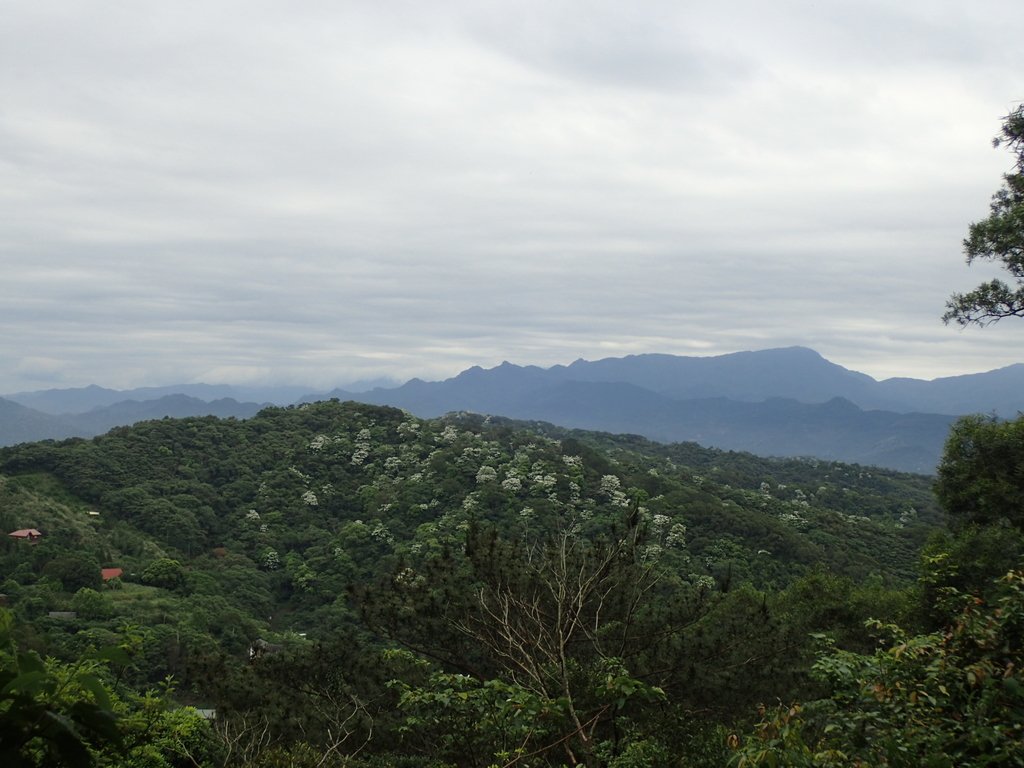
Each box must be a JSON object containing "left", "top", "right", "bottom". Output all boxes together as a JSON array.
[
  {"left": 2, "top": 670, "right": 49, "bottom": 696},
  {"left": 77, "top": 673, "right": 112, "bottom": 710},
  {"left": 85, "top": 645, "right": 132, "bottom": 666},
  {"left": 16, "top": 651, "right": 45, "bottom": 675}
]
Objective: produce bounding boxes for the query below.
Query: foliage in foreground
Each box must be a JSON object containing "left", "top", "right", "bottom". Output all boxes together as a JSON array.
[
  {"left": 936, "top": 413, "right": 1024, "bottom": 531},
  {"left": 0, "top": 609, "right": 217, "bottom": 767},
  {"left": 732, "top": 568, "right": 1024, "bottom": 767}
]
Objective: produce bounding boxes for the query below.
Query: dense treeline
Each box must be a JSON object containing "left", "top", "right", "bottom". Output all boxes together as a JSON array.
[{"left": 0, "top": 401, "right": 1019, "bottom": 766}]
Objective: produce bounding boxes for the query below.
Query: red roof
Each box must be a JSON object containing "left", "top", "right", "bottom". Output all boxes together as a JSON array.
[
  {"left": 9, "top": 529, "right": 42, "bottom": 539},
  {"left": 101, "top": 568, "right": 123, "bottom": 581}
]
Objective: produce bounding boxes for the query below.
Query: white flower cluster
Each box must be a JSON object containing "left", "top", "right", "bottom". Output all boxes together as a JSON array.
[
  {"left": 693, "top": 575, "right": 715, "bottom": 591},
  {"left": 301, "top": 490, "right": 319, "bottom": 506},
  {"left": 842, "top": 513, "right": 871, "bottom": 525},
  {"left": 666, "top": 523, "right": 687, "bottom": 548},
  {"left": 245, "top": 509, "right": 261, "bottom": 522},
  {"left": 439, "top": 425, "right": 460, "bottom": 443},
  {"left": 394, "top": 567, "right": 424, "bottom": 588},
  {"left": 455, "top": 445, "right": 483, "bottom": 469},
  {"left": 568, "top": 481, "right": 581, "bottom": 504},
  {"left": 778, "top": 511, "right": 807, "bottom": 528},
  {"left": 642, "top": 544, "right": 663, "bottom": 561},
  {"left": 501, "top": 475, "right": 523, "bottom": 493},
  {"left": 600, "top": 475, "right": 630, "bottom": 507},
  {"left": 371, "top": 521, "right": 394, "bottom": 544},
  {"left": 309, "top": 434, "right": 330, "bottom": 451},
  {"left": 561, "top": 455, "right": 583, "bottom": 470},
  {"left": 476, "top": 466, "right": 498, "bottom": 484},
  {"left": 529, "top": 471, "right": 557, "bottom": 491},
  {"left": 396, "top": 419, "right": 421, "bottom": 437},
  {"left": 351, "top": 430, "right": 372, "bottom": 465}
]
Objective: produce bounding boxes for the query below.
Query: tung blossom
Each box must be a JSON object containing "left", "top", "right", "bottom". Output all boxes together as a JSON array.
[
  {"left": 666, "top": 523, "right": 687, "bottom": 548},
  {"left": 501, "top": 476, "right": 523, "bottom": 493}
]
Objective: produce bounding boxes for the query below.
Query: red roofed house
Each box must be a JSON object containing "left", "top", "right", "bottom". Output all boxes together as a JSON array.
[
  {"left": 8, "top": 528, "right": 42, "bottom": 542},
  {"left": 101, "top": 568, "right": 123, "bottom": 582}
]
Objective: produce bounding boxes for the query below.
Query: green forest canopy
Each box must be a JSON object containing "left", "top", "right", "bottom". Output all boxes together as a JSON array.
[{"left": 0, "top": 400, "right": 1020, "bottom": 766}]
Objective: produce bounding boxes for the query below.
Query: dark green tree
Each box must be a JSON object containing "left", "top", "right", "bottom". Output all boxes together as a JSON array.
[
  {"left": 731, "top": 570, "right": 1024, "bottom": 767},
  {"left": 944, "top": 104, "right": 1024, "bottom": 326},
  {"left": 934, "top": 413, "right": 1024, "bottom": 530},
  {"left": 141, "top": 558, "right": 188, "bottom": 592},
  {"left": 42, "top": 555, "right": 101, "bottom": 594}
]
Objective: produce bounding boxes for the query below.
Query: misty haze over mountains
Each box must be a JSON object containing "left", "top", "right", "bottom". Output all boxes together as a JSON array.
[{"left": 2, "top": 347, "right": 1021, "bottom": 473}]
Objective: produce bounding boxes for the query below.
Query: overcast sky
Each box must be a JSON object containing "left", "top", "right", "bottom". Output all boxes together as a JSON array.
[{"left": 2, "top": 0, "right": 1022, "bottom": 393}]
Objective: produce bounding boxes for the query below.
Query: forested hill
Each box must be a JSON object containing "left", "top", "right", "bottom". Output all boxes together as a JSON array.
[
  {"left": 1, "top": 401, "right": 939, "bottom": 596},
  {"left": 0, "top": 401, "right": 947, "bottom": 765}
]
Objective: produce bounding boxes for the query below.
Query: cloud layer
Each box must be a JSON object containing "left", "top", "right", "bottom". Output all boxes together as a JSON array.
[{"left": 2, "top": 0, "right": 1023, "bottom": 392}]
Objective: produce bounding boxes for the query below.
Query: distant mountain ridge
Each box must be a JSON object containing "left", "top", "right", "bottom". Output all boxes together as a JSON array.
[
  {"left": 3, "top": 347, "right": 1022, "bottom": 472},
  {"left": 0, "top": 395, "right": 266, "bottom": 448},
  {"left": 0, "top": 398, "right": 86, "bottom": 445},
  {"left": 4, "top": 383, "right": 308, "bottom": 415},
  {"left": 325, "top": 378, "right": 955, "bottom": 474},
  {"left": 63, "top": 395, "right": 267, "bottom": 435},
  {"left": 310, "top": 346, "right": 1024, "bottom": 417}
]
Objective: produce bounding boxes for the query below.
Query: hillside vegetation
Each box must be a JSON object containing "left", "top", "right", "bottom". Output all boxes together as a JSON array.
[{"left": 1, "top": 401, "right": 1020, "bottom": 766}]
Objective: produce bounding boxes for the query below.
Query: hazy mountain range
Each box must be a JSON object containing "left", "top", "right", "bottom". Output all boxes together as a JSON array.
[{"left": 3, "top": 347, "right": 1021, "bottom": 473}]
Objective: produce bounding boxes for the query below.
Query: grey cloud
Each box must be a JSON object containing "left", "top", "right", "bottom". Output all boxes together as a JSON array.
[
  {"left": 1, "top": 1, "right": 1023, "bottom": 393},
  {"left": 463, "top": 0, "right": 751, "bottom": 93}
]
